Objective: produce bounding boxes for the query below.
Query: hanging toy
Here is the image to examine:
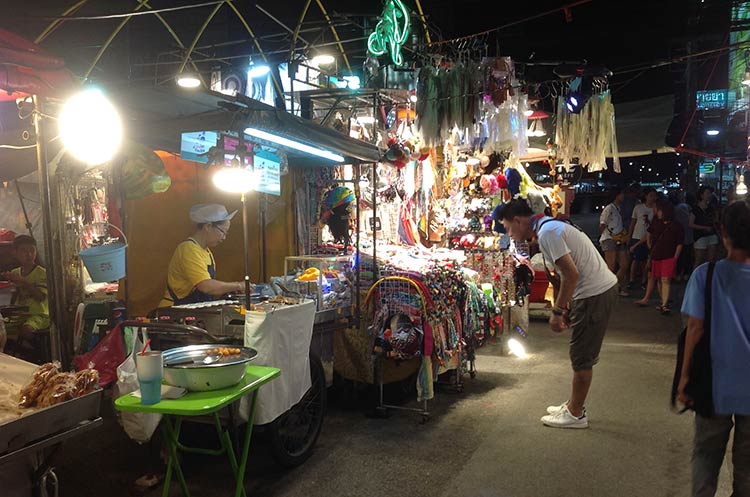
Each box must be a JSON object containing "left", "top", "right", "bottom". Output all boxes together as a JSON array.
[
  {"left": 506, "top": 168, "right": 522, "bottom": 198},
  {"left": 519, "top": 171, "right": 530, "bottom": 198},
  {"left": 545, "top": 138, "right": 558, "bottom": 176},
  {"left": 480, "top": 174, "right": 499, "bottom": 195}
]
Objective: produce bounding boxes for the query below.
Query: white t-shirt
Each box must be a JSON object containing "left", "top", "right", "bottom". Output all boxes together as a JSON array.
[
  {"left": 631, "top": 203, "right": 654, "bottom": 240},
  {"left": 535, "top": 217, "right": 618, "bottom": 301},
  {"left": 599, "top": 203, "right": 624, "bottom": 242}
]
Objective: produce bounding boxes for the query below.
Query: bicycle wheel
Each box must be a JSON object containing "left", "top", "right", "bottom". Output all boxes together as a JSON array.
[{"left": 268, "top": 352, "right": 326, "bottom": 467}]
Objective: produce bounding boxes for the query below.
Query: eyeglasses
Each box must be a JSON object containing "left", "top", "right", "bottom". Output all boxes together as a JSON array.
[{"left": 213, "top": 224, "right": 228, "bottom": 237}]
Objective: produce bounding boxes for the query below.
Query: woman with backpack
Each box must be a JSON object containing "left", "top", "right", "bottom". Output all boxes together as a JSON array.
[{"left": 679, "top": 201, "right": 750, "bottom": 497}]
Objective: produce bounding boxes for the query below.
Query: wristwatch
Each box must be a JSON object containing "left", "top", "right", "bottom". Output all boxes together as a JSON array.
[{"left": 552, "top": 306, "right": 567, "bottom": 316}]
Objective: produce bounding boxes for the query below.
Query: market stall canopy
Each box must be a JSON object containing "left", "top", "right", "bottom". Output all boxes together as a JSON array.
[
  {"left": 0, "top": 29, "right": 77, "bottom": 101},
  {"left": 522, "top": 94, "right": 675, "bottom": 162},
  {"left": 109, "top": 87, "right": 383, "bottom": 166}
]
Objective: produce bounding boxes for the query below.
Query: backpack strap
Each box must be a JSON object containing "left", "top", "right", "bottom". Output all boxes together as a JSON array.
[{"left": 704, "top": 261, "right": 716, "bottom": 336}]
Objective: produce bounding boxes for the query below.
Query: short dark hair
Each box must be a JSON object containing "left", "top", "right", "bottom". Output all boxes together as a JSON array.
[
  {"left": 697, "top": 185, "right": 714, "bottom": 198},
  {"left": 493, "top": 199, "right": 533, "bottom": 222},
  {"left": 609, "top": 187, "right": 624, "bottom": 203},
  {"left": 722, "top": 201, "right": 750, "bottom": 252},
  {"left": 12, "top": 235, "right": 37, "bottom": 248}
]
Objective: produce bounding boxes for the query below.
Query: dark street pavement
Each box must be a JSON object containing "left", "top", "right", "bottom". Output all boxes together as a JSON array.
[{"left": 53, "top": 280, "right": 734, "bottom": 497}]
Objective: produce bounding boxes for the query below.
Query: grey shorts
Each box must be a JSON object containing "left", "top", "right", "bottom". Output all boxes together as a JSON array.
[
  {"left": 600, "top": 239, "right": 627, "bottom": 252},
  {"left": 568, "top": 284, "right": 618, "bottom": 371}
]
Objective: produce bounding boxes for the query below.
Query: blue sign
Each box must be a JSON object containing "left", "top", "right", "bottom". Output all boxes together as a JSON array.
[
  {"left": 180, "top": 131, "right": 218, "bottom": 163},
  {"left": 254, "top": 149, "right": 281, "bottom": 196},
  {"left": 696, "top": 89, "right": 734, "bottom": 110}
]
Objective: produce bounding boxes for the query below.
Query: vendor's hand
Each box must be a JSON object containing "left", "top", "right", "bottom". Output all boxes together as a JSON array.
[
  {"left": 549, "top": 314, "right": 568, "bottom": 333},
  {"left": 629, "top": 245, "right": 636, "bottom": 253},
  {"left": 677, "top": 374, "right": 693, "bottom": 407}
]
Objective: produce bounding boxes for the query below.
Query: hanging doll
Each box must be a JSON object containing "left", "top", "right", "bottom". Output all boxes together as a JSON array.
[{"left": 320, "top": 186, "right": 355, "bottom": 249}]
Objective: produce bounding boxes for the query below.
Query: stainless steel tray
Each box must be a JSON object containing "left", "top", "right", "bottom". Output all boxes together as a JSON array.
[
  {"left": 0, "top": 389, "right": 102, "bottom": 457},
  {"left": 162, "top": 344, "right": 257, "bottom": 369}
]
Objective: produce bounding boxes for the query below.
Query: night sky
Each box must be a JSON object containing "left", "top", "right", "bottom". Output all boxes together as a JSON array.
[{"left": 0, "top": 0, "right": 733, "bottom": 190}]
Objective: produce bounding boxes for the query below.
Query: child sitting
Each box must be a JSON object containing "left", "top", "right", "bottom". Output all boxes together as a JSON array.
[{"left": 2, "top": 235, "right": 49, "bottom": 341}]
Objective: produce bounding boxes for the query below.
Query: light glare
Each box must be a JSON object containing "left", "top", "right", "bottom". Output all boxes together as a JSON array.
[
  {"left": 212, "top": 167, "right": 257, "bottom": 193},
  {"left": 59, "top": 88, "right": 122, "bottom": 165},
  {"left": 508, "top": 338, "right": 528, "bottom": 359}
]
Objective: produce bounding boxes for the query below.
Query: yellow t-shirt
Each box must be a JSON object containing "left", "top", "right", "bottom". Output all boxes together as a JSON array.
[
  {"left": 158, "top": 239, "right": 215, "bottom": 307},
  {"left": 11, "top": 266, "right": 50, "bottom": 329}
]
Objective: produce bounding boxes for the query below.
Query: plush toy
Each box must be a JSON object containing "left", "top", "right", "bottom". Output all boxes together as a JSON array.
[
  {"left": 496, "top": 173, "right": 508, "bottom": 190},
  {"left": 491, "top": 204, "right": 506, "bottom": 233},
  {"left": 527, "top": 189, "right": 548, "bottom": 214},
  {"left": 506, "top": 168, "right": 522, "bottom": 197},
  {"left": 480, "top": 174, "right": 499, "bottom": 195}
]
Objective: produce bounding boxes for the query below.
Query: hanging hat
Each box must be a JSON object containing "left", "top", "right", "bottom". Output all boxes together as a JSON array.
[
  {"left": 320, "top": 186, "right": 355, "bottom": 222},
  {"left": 506, "top": 168, "right": 522, "bottom": 197}
]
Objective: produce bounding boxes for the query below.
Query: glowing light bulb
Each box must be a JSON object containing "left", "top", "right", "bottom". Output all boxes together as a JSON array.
[{"left": 59, "top": 88, "right": 122, "bottom": 165}]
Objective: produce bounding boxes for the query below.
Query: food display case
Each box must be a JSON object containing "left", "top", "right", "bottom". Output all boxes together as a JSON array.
[{"left": 274, "top": 255, "right": 354, "bottom": 323}]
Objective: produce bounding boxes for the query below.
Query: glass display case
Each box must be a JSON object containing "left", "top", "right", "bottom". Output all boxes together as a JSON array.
[{"left": 275, "top": 255, "right": 354, "bottom": 322}]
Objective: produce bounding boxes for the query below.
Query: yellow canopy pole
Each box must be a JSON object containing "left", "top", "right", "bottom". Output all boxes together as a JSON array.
[
  {"left": 288, "top": 0, "right": 313, "bottom": 66},
  {"left": 177, "top": 2, "right": 225, "bottom": 76},
  {"left": 414, "top": 0, "right": 432, "bottom": 44},
  {"left": 35, "top": 0, "right": 90, "bottom": 44},
  {"left": 83, "top": 1, "right": 156, "bottom": 81},
  {"left": 226, "top": 1, "right": 285, "bottom": 105},
  {"left": 314, "top": 0, "right": 352, "bottom": 76}
]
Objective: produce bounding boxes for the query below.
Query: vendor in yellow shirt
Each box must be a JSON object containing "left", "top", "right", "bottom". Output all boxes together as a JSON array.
[
  {"left": 158, "top": 203, "right": 247, "bottom": 307},
  {"left": 2, "top": 235, "right": 50, "bottom": 339}
]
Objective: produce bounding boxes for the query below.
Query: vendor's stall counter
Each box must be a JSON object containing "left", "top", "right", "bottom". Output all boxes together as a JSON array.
[{"left": 115, "top": 364, "right": 280, "bottom": 497}]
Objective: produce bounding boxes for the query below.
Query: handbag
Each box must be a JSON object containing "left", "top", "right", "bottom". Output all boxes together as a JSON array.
[{"left": 671, "top": 261, "right": 715, "bottom": 416}]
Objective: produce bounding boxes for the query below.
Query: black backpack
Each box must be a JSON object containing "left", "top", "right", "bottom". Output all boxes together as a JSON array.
[{"left": 671, "top": 261, "right": 716, "bottom": 417}]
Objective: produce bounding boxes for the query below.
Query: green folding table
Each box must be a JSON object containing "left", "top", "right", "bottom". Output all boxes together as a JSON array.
[{"left": 115, "top": 364, "right": 280, "bottom": 497}]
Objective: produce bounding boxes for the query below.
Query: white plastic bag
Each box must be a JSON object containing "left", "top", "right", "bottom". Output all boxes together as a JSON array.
[{"left": 113, "top": 327, "right": 162, "bottom": 443}]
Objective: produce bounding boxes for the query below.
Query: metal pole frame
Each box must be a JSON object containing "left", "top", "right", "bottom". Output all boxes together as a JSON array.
[
  {"left": 82, "top": 0, "right": 207, "bottom": 84},
  {"left": 313, "top": 0, "right": 353, "bottom": 76},
  {"left": 32, "top": 95, "right": 63, "bottom": 363}
]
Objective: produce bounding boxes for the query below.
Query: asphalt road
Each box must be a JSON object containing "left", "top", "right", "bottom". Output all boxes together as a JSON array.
[{"left": 51, "top": 277, "right": 736, "bottom": 497}]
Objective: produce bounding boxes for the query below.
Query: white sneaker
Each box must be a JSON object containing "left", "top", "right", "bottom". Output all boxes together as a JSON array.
[
  {"left": 541, "top": 405, "right": 589, "bottom": 429},
  {"left": 546, "top": 401, "right": 587, "bottom": 416}
]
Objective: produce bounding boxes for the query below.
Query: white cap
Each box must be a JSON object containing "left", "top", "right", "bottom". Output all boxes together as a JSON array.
[{"left": 189, "top": 203, "right": 237, "bottom": 224}]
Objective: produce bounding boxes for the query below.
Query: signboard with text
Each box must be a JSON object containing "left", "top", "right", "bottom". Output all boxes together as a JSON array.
[{"left": 696, "top": 89, "right": 735, "bottom": 110}]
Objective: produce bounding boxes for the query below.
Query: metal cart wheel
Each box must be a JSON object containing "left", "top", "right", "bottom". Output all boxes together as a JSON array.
[{"left": 268, "top": 352, "right": 326, "bottom": 468}]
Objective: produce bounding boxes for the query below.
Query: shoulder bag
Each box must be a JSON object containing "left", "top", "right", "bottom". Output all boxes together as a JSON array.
[{"left": 671, "top": 261, "right": 716, "bottom": 416}]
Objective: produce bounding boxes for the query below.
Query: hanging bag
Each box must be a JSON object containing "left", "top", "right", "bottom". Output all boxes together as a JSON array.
[
  {"left": 114, "top": 327, "right": 162, "bottom": 442},
  {"left": 671, "top": 261, "right": 716, "bottom": 417}
]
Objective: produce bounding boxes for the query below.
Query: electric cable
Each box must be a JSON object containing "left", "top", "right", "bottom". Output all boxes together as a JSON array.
[{"left": 6, "top": 1, "right": 226, "bottom": 21}]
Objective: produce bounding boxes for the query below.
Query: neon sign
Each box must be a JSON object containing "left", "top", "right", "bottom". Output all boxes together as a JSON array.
[{"left": 367, "top": 0, "right": 411, "bottom": 67}]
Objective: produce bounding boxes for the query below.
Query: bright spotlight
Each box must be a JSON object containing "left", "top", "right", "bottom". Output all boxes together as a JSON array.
[
  {"left": 59, "top": 88, "right": 122, "bottom": 165},
  {"left": 212, "top": 167, "right": 258, "bottom": 193},
  {"left": 248, "top": 64, "right": 270, "bottom": 79},
  {"left": 706, "top": 129, "right": 720, "bottom": 136},
  {"left": 507, "top": 338, "right": 528, "bottom": 359},
  {"left": 176, "top": 72, "right": 201, "bottom": 88},
  {"left": 312, "top": 54, "right": 336, "bottom": 66}
]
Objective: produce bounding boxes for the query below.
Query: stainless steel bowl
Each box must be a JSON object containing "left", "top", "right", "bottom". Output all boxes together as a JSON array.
[{"left": 162, "top": 344, "right": 258, "bottom": 392}]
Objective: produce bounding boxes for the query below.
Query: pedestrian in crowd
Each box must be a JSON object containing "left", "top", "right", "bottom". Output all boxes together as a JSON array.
[
  {"left": 599, "top": 187, "right": 630, "bottom": 296},
  {"left": 496, "top": 199, "right": 618, "bottom": 429},
  {"left": 672, "top": 190, "right": 694, "bottom": 281},
  {"left": 620, "top": 183, "right": 641, "bottom": 235},
  {"left": 678, "top": 201, "right": 750, "bottom": 497},
  {"left": 690, "top": 186, "right": 719, "bottom": 269},
  {"left": 627, "top": 187, "right": 658, "bottom": 290},
  {"left": 634, "top": 201, "right": 684, "bottom": 315}
]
